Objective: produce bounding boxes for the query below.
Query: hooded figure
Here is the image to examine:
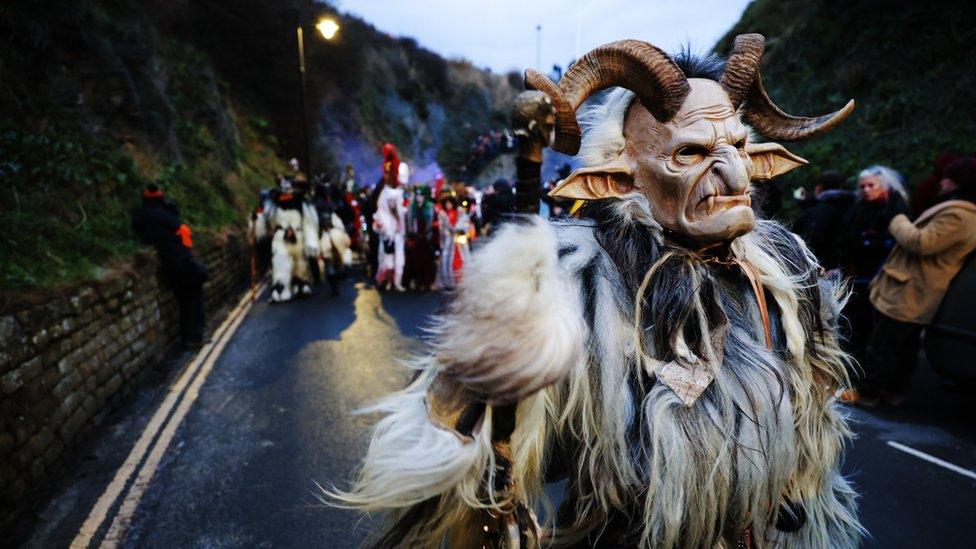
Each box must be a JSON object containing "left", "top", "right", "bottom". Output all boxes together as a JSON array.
[
  {"left": 331, "top": 36, "right": 862, "bottom": 548},
  {"left": 374, "top": 150, "right": 409, "bottom": 291},
  {"left": 132, "top": 184, "right": 207, "bottom": 345}
]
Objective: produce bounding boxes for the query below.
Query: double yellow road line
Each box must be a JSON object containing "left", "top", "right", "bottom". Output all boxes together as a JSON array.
[{"left": 71, "top": 285, "right": 263, "bottom": 548}]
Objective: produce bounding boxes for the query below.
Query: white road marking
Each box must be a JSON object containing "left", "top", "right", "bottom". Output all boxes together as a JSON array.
[
  {"left": 886, "top": 440, "right": 976, "bottom": 482},
  {"left": 70, "top": 285, "right": 262, "bottom": 549}
]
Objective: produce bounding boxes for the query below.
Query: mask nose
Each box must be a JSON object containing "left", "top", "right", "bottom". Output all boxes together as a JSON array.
[{"left": 711, "top": 145, "right": 750, "bottom": 195}]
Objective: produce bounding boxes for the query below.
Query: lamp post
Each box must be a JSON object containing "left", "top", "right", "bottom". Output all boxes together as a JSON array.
[{"left": 296, "top": 15, "right": 340, "bottom": 178}]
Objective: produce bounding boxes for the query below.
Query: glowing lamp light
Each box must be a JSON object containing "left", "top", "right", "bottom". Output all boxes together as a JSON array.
[{"left": 316, "top": 18, "right": 340, "bottom": 40}]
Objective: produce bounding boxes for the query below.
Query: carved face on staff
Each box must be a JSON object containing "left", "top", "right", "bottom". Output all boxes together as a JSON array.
[{"left": 529, "top": 34, "right": 854, "bottom": 243}]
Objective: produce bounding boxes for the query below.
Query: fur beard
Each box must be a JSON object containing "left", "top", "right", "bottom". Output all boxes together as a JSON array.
[{"left": 549, "top": 196, "right": 861, "bottom": 547}]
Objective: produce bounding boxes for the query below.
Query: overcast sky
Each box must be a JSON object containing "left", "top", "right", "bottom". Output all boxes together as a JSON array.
[{"left": 336, "top": 0, "right": 752, "bottom": 74}]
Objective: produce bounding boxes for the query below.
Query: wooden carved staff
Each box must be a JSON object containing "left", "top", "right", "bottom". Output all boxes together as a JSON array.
[
  {"left": 511, "top": 90, "right": 556, "bottom": 215},
  {"left": 469, "top": 90, "right": 557, "bottom": 548}
]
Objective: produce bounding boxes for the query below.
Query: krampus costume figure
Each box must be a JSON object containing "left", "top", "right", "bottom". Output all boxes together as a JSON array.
[
  {"left": 331, "top": 35, "right": 862, "bottom": 547},
  {"left": 268, "top": 182, "right": 319, "bottom": 302}
]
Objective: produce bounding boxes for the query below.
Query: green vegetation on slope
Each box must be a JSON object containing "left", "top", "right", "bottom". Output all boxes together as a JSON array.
[
  {"left": 162, "top": 0, "right": 518, "bottom": 179},
  {"left": 0, "top": 0, "right": 516, "bottom": 291},
  {"left": 717, "top": 0, "right": 976, "bottom": 190},
  {"left": 0, "top": 0, "right": 284, "bottom": 290}
]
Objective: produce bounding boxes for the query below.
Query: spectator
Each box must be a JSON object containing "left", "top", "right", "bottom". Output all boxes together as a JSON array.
[
  {"left": 911, "top": 152, "right": 963, "bottom": 217},
  {"left": 131, "top": 184, "right": 208, "bottom": 347},
  {"left": 794, "top": 171, "right": 854, "bottom": 269},
  {"left": 838, "top": 165, "right": 911, "bottom": 362},
  {"left": 851, "top": 158, "right": 976, "bottom": 406},
  {"left": 481, "top": 178, "right": 515, "bottom": 234},
  {"left": 403, "top": 186, "right": 436, "bottom": 291},
  {"left": 434, "top": 194, "right": 471, "bottom": 290}
]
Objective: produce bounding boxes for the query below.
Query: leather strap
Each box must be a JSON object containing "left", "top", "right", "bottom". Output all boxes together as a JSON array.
[{"left": 735, "top": 258, "right": 773, "bottom": 350}]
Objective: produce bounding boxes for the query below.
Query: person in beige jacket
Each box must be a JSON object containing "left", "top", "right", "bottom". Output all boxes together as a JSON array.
[{"left": 855, "top": 157, "right": 976, "bottom": 406}]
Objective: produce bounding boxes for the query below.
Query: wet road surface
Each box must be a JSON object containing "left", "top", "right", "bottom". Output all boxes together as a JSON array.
[{"left": 22, "top": 273, "right": 975, "bottom": 547}]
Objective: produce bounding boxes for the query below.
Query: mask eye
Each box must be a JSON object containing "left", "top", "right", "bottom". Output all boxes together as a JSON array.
[
  {"left": 675, "top": 145, "right": 708, "bottom": 165},
  {"left": 734, "top": 138, "right": 747, "bottom": 150}
]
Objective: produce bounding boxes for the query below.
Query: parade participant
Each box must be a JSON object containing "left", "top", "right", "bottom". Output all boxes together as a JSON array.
[
  {"left": 288, "top": 157, "right": 308, "bottom": 185},
  {"left": 364, "top": 144, "right": 397, "bottom": 281},
  {"left": 312, "top": 182, "right": 352, "bottom": 296},
  {"left": 331, "top": 35, "right": 862, "bottom": 547},
  {"left": 374, "top": 147, "right": 408, "bottom": 291},
  {"left": 433, "top": 193, "right": 471, "bottom": 291},
  {"left": 858, "top": 157, "right": 976, "bottom": 406},
  {"left": 267, "top": 178, "right": 318, "bottom": 302},
  {"left": 403, "top": 186, "right": 436, "bottom": 291},
  {"left": 432, "top": 171, "right": 446, "bottom": 199},
  {"left": 131, "top": 184, "right": 207, "bottom": 346},
  {"left": 343, "top": 164, "right": 357, "bottom": 193},
  {"left": 247, "top": 190, "right": 273, "bottom": 278}
]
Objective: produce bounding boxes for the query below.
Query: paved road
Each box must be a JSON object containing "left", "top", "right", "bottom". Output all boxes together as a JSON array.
[{"left": 23, "top": 273, "right": 975, "bottom": 547}]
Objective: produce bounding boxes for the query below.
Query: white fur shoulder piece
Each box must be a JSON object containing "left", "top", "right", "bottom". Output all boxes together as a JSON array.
[{"left": 432, "top": 216, "right": 584, "bottom": 403}]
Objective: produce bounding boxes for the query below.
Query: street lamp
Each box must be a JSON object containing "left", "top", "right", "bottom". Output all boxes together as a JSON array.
[
  {"left": 296, "top": 15, "right": 340, "bottom": 179},
  {"left": 316, "top": 18, "right": 340, "bottom": 40}
]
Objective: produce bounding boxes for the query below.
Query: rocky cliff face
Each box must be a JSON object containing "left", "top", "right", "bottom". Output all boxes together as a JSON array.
[{"left": 157, "top": 0, "right": 521, "bottom": 184}]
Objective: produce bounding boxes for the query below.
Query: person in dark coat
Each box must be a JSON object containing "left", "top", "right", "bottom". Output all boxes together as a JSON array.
[
  {"left": 793, "top": 171, "right": 854, "bottom": 270},
  {"left": 403, "top": 186, "right": 437, "bottom": 291},
  {"left": 131, "top": 184, "right": 208, "bottom": 346},
  {"left": 837, "top": 165, "right": 910, "bottom": 363},
  {"left": 481, "top": 178, "right": 515, "bottom": 234}
]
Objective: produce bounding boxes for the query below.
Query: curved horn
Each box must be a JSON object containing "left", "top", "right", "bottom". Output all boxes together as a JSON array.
[
  {"left": 720, "top": 33, "right": 765, "bottom": 109},
  {"left": 524, "top": 39, "right": 690, "bottom": 155},
  {"left": 722, "top": 32, "right": 855, "bottom": 140},
  {"left": 743, "top": 73, "right": 856, "bottom": 141}
]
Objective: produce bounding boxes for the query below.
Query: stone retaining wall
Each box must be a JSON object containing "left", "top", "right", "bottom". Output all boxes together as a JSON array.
[{"left": 0, "top": 228, "right": 252, "bottom": 537}]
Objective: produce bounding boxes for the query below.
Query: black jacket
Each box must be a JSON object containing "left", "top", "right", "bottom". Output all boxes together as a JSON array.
[
  {"left": 794, "top": 189, "right": 854, "bottom": 270},
  {"left": 131, "top": 198, "right": 194, "bottom": 271},
  {"left": 838, "top": 193, "right": 910, "bottom": 282}
]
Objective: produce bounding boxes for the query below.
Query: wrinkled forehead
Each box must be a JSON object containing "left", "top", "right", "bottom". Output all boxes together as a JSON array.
[
  {"left": 672, "top": 78, "right": 737, "bottom": 124},
  {"left": 624, "top": 78, "right": 744, "bottom": 145}
]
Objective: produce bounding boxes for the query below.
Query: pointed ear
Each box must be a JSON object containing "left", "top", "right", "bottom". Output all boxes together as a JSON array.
[
  {"left": 746, "top": 142, "right": 808, "bottom": 181},
  {"left": 548, "top": 155, "right": 636, "bottom": 200}
]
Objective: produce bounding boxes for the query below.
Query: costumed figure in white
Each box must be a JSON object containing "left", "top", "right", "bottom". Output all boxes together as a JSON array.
[
  {"left": 329, "top": 35, "right": 863, "bottom": 548},
  {"left": 317, "top": 209, "right": 353, "bottom": 296},
  {"left": 268, "top": 179, "right": 319, "bottom": 302},
  {"left": 434, "top": 193, "right": 472, "bottom": 291},
  {"left": 374, "top": 161, "right": 409, "bottom": 291}
]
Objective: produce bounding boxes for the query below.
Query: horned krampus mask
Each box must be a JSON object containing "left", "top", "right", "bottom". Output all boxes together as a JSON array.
[{"left": 529, "top": 34, "right": 854, "bottom": 242}]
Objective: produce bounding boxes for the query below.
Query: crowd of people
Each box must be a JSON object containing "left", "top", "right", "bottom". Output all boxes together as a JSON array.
[
  {"left": 136, "top": 138, "right": 976, "bottom": 411},
  {"left": 457, "top": 130, "right": 515, "bottom": 178},
  {"left": 791, "top": 155, "right": 976, "bottom": 407},
  {"left": 360, "top": 144, "right": 517, "bottom": 292},
  {"left": 244, "top": 145, "right": 520, "bottom": 302}
]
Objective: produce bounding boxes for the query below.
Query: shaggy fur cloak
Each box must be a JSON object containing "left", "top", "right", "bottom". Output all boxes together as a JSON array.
[{"left": 330, "top": 192, "right": 862, "bottom": 548}]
